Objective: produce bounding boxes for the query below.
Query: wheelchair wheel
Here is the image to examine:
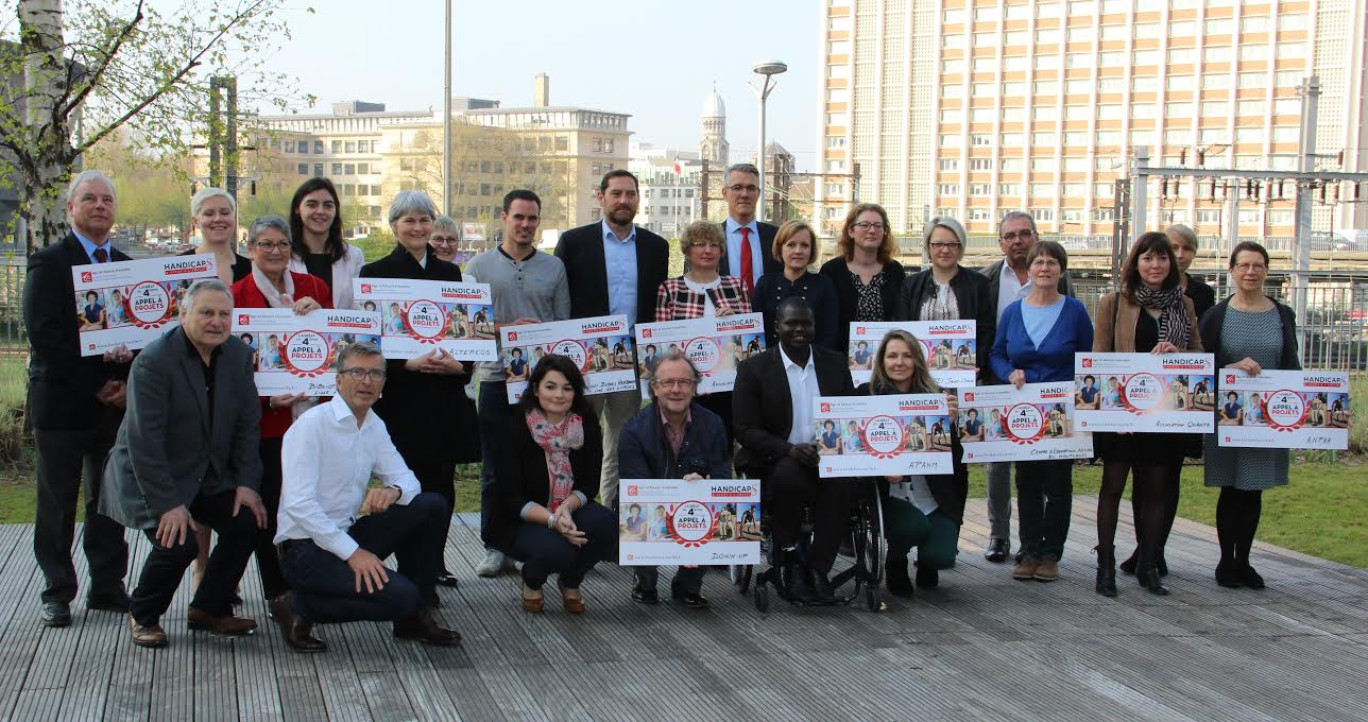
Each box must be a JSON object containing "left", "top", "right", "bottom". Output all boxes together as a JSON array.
[
  {"left": 856, "top": 491, "right": 887, "bottom": 587},
  {"left": 753, "top": 583, "right": 770, "bottom": 613}
]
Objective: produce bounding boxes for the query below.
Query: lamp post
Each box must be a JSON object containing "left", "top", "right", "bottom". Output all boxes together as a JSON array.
[
  {"left": 442, "top": 0, "right": 453, "bottom": 215},
  {"left": 751, "top": 59, "right": 787, "bottom": 223}
]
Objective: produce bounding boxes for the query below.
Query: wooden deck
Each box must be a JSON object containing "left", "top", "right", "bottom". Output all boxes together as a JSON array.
[{"left": 0, "top": 500, "right": 1366, "bottom": 722}]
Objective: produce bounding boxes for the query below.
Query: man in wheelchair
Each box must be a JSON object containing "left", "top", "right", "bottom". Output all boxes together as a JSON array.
[{"left": 733, "top": 298, "right": 856, "bottom": 602}]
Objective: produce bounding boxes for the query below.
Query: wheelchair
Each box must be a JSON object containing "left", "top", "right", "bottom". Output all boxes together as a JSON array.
[{"left": 731, "top": 477, "right": 886, "bottom": 613}]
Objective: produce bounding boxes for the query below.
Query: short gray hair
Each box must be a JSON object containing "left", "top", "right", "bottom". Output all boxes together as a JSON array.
[
  {"left": 248, "top": 215, "right": 291, "bottom": 245},
  {"left": 998, "top": 210, "right": 1037, "bottom": 237},
  {"left": 923, "top": 216, "right": 967, "bottom": 255},
  {"left": 388, "top": 190, "right": 438, "bottom": 226},
  {"left": 724, "top": 163, "right": 760, "bottom": 184},
  {"left": 182, "top": 279, "right": 233, "bottom": 313},
  {"left": 67, "top": 170, "right": 117, "bottom": 201},
  {"left": 336, "top": 339, "right": 383, "bottom": 370},
  {"left": 191, "top": 187, "right": 236, "bottom": 216},
  {"left": 432, "top": 215, "right": 459, "bottom": 237}
]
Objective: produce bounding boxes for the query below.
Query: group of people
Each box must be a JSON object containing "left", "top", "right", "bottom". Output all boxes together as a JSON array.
[{"left": 27, "top": 162, "right": 1303, "bottom": 653}]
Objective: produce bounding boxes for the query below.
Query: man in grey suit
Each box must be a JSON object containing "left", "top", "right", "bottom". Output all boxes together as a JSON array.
[
  {"left": 977, "top": 211, "right": 1074, "bottom": 563},
  {"left": 101, "top": 279, "right": 267, "bottom": 648}
]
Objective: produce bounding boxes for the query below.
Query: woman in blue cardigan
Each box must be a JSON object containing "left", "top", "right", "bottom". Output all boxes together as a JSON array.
[{"left": 989, "top": 240, "right": 1094, "bottom": 583}]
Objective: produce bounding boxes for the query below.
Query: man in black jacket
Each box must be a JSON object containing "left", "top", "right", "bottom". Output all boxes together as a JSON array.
[
  {"left": 24, "top": 170, "right": 133, "bottom": 627},
  {"left": 554, "top": 170, "right": 669, "bottom": 509},
  {"left": 733, "top": 298, "right": 855, "bottom": 602},
  {"left": 716, "top": 163, "right": 782, "bottom": 293}
]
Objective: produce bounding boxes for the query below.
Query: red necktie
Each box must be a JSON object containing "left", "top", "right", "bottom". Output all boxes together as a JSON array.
[
  {"left": 93, "top": 248, "right": 108, "bottom": 263},
  {"left": 739, "top": 227, "right": 754, "bottom": 296}
]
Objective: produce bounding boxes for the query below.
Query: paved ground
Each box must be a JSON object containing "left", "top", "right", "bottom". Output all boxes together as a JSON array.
[{"left": 0, "top": 499, "right": 1365, "bottom": 721}]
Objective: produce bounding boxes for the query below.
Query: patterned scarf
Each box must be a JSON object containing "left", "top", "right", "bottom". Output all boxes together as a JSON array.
[
  {"left": 1133, "top": 284, "right": 1191, "bottom": 348},
  {"left": 251, "top": 265, "right": 295, "bottom": 309},
  {"left": 526, "top": 408, "right": 584, "bottom": 513}
]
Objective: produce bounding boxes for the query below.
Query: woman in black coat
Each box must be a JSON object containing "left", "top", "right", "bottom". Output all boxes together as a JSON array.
[
  {"left": 492, "top": 355, "right": 616, "bottom": 614},
  {"left": 360, "top": 190, "right": 480, "bottom": 587},
  {"left": 895, "top": 216, "right": 996, "bottom": 380},
  {"left": 819, "top": 203, "right": 907, "bottom": 353}
]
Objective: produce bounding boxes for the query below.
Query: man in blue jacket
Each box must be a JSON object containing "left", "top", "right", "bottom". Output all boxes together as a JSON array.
[{"left": 617, "top": 349, "right": 730, "bottom": 608}]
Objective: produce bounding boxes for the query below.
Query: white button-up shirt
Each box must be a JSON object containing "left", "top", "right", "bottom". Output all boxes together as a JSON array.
[
  {"left": 995, "top": 258, "right": 1032, "bottom": 321},
  {"left": 277, "top": 395, "right": 421, "bottom": 560},
  {"left": 780, "top": 346, "right": 820, "bottom": 445}
]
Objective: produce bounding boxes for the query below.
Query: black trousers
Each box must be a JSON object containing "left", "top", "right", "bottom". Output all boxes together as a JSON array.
[
  {"left": 697, "top": 392, "right": 734, "bottom": 451},
  {"left": 280, "top": 493, "right": 447, "bottom": 623},
  {"left": 634, "top": 565, "right": 706, "bottom": 594},
  {"left": 394, "top": 440, "right": 456, "bottom": 572},
  {"left": 508, "top": 502, "right": 616, "bottom": 590},
  {"left": 767, "top": 456, "right": 852, "bottom": 574},
  {"left": 33, "top": 409, "right": 129, "bottom": 604},
  {"left": 130, "top": 489, "right": 258, "bottom": 627},
  {"left": 254, "top": 437, "right": 290, "bottom": 601},
  {"left": 1015, "top": 459, "right": 1074, "bottom": 560}
]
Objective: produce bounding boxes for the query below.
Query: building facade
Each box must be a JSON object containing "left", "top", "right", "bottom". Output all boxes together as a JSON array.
[
  {"left": 817, "top": 0, "right": 1368, "bottom": 247},
  {"left": 630, "top": 142, "right": 703, "bottom": 238}
]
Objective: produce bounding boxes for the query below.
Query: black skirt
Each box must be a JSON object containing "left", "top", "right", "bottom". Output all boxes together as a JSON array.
[{"left": 1093, "top": 431, "right": 1194, "bottom": 466}]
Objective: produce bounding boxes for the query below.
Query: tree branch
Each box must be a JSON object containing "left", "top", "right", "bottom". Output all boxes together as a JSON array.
[{"left": 60, "top": 0, "right": 146, "bottom": 121}]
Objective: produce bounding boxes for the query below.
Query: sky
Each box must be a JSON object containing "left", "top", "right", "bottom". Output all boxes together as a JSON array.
[{"left": 263, "top": 0, "right": 821, "bottom": 171}]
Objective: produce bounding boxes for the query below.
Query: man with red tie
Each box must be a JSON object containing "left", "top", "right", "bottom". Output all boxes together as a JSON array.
[
  {"left": 717, "top": 163, "right": 782, "bottom": 295},
  {"left": 24, "top": 170, "right": 134, "bottom": 627}
]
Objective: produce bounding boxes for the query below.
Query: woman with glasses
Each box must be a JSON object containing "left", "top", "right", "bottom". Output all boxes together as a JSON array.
[
  {"left": 229, "top": 216, "right": 331, "bottom": 609},
  {"left": 287, "top": 177, "right": 366, "bottom": 310},
  {"left": 181, "top": 187, "right": 252, "bottom": 285},
  {"left": 751, "top": 220, "right": 839, "bottom": 349},
  {"left": 359, "top": 191, "right": 480, "bottom": 589},
  {"left": 820, "top": 203, "right": 907, "bottom": 353},
  {"left": 429, "top": 216, "right": 461, "bottom": 265},
  {"left": 1201, "top": 241, "right": 1299, "bottom": 590},
  {"left": 654, "top": 220, "right": 753, "bottom": 444},
  {"left": 896, "top": 217, "right": 995, "bottom": 382}
]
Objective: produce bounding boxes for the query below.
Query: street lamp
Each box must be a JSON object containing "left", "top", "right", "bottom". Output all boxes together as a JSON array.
[{"left": 751, "top": 59, "right": 787, "bottom": 223}]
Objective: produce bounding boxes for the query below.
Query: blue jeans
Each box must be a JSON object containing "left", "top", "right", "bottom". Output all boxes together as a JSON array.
[
  {"left": 279, "top": 493, "right": 447, "bottom": 624},
  {"left": 477, "top": 379, "right": 514, "bottom": 549}
]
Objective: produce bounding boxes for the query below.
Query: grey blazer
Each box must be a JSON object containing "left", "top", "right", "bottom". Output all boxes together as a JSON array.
[{"left": 100, "top": 326, "right": 262, "bottom": 530}]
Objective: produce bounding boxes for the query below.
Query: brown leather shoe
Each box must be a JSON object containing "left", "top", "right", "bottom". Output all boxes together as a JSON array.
[
  {"left": 520, "top": 584, "right": 544, "bottom": 613},
  {"left": 269, "top": 593, "right": 326, "bottom": 653},
  {"left": 558, "top": 583, "right": 586, "bottom": 614},
  {"left": 393, "top": 610, "right": 461, "bottom": 646},
  {"left": 1034, "top": 557, "right": 1060, "bottom": 582},
  {"left": 186, "top": 606, "right": 258, "bottom": 636},
  {"left": 129, "top": 615, "right": 168, "bottom": 648},
  {"left": 1012, "top": 555, "right": 1040, "bottom": 581}
]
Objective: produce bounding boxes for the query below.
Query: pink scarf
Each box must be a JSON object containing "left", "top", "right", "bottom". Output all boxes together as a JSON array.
[{"left": 526, "top": 409, "right": 584, "bottom": 512}]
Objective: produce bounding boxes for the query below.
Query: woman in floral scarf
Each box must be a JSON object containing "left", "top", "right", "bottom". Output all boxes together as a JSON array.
[{"left": 490, "top": 355, "right": 616, "bottom": 614}]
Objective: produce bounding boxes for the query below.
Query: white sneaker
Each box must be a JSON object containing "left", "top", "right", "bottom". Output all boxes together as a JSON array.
[{"left": 476, "top": 549, "right": 507, "bottom": 577}]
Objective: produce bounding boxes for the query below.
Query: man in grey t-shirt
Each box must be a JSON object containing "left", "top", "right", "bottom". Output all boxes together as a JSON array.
[{"left": 464, "top": 189, "right": 570, "bottom": 577}]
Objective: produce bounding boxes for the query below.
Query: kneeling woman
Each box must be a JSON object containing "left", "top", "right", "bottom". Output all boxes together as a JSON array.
[
  {"left": 491, "top": 355, "right": 616, "bottom": 613},
  {"left": 857, "top": 330, "right": 967, "bottom": 597}
]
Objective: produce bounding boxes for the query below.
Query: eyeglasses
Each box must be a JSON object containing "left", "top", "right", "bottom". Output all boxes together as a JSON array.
[
  {"left": 252, "top": 241, "right": 291, "bottom": 252},
  {"left": 1233, "top": 262, "right": 1267, "bottom": 273},
  {"left": 1000, "top": 231, "right": 1035, "bottom": 242},
  {"left": 852, "top": 221, "right": 885, "bottom": 231},
  {"left": 929, "top": 241, "right": 962, "bottom": 250},
  {"left": 688, "top": 241, "right": 723, "bottom": 250},
  {"left": 429, "top": 235, "right": 458, "bottom": 245},
  {"left": 726, "top": 184, "right": 760, "bottom": 194},
  {"left": 339, "top": 368, "right": 386, "bottom": 382},
  {"left": 653, "top": 378, "right": 696, "bottom": 389}
]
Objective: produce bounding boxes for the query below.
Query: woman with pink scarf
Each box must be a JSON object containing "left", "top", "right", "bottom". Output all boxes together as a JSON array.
[{"left": 490, "top": 354, "right": 616, "bottom": 614}]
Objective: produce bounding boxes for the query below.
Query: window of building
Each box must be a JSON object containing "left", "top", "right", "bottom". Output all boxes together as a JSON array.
[
  {"left": 1065, "top": 105, "right": 1090, "bottom": 121},
  {"left": 331, "top": 163, "right": 342, "bottom": 175},
  {"left": 970, "top": 183, "right": 992, "bottom": 196},
  {"left": 1000, "top": 183, "right": 1021, "bottom": 195},
  {"left": 943, "top": 34, "right": 965, "bottom": 49},
  {"left": 829, "top": 40, "right": 851, "bottom": 54},
  {"left": 1033, "top": 208, "right": 1055, "bottom": 222},
  {"left": 1002, "top": 107, "right": 1026, "bottom": 122},
  {"left": 1204, "top": 46, "right": 1231, "bottom": 63},
  {"left": 941, "top": 109, "right": 963, "bottom": 123},
  {"left": 1236, "top": 100, "right": 1267, "bottom": 116},
  {"left": 1240, "top": 16, "right": 1269, "bottom": 33},
  {"left": 970, "top": 158, "right": 994, "bottom": 171},
  {"left": 1002, "top": 82, "right": 1027, "bottom": 96},
  {"left": 1131, "top": 76, "right": 1158, "bottom": 92},
  {"left": 1279, "top": 14, "right": 1308, "bottom": 31},
  {"left": 938, "top": 183, "right": 960, "bottom": 195},
  {"left": 297, "top": 163, "right": 308, "bottom": 175},
  {"left": 1064, "top": 131, "right": 1089, "bottom": 146},
  {"left": 1279, "top": 42, "right": 1307, "bottom": 60},
  {"left": 1001, "top": 158, "right": 1024, "bottom": 171},
  {"left": 1240, "top": 44, "right": 1267, "bottom": 62},
  {"left": 331, "top": 140, "right": 342, "bottom": 153},
  {"left": 1273, "top": 98, "right": 1300, "bottom": 115},
  {"left": 555, "top": 135, "right": 569, "bottom": 151},
  {"left": 1134, "top": 22, "right": 1159, "bottom": 39},
  {"left": 1037, "top": 2, "right": 1062, "bottom": 18},
  {"left": 1006, "top": 30, "right": 1030, "bottom": 45},
  {"left": 1034, "top": 106, "right": 1060, "bottom": 122},
  {"left": 313, "top": 163, "right": 323, "bottom": 176},
  {"left": 1004, "top": 55, "right": 1030, "bottom": 71},
  {"left": 1001, "top": 133, "right": 1024, "bottom": 146},
  {"left": 1166, "top": 102, "right": 1193, "bottom": 118},
  {"left": 938, "top": 159, "right": 960, "bottom": 171},
  {"left": 943, "top": 84, "right": 964, "bottom": 98},
  {"left": 1036, "top": 28, "right": 1061, "bottom": 44},
  {"left": 1131, "top": 49, "right": 1158, "bottom": 66},
  {"left": 1032, "top": 131, "right": 1058, "bottom": 146},
  {"left": 971, "top": 133, "right": 993, "bottom": 146},
  {"left": 972, "top": 107, "right": 998, "bottom": 123},
  {"left": 940, "top": 134, "right": 962, "bottom": 147},
  {"left": 1032, "top": 158, "right": 1057, "bottom": 172},
  {"left": 1096, "top": 130, "right": 1122, "bottom": 145},
  {"left": 1031, "top": 184, "right": 1054, "bottom": 196},
  {"left": 1005, "top": 4, "right": 1030, "bottom": 20},
  {"left": 1205, "top": 18, "right": 1233, "bottom": 35},
  {"left": 1202, "top": 101, "right": 1230, "bottom": 116},
  {"left": 1168, "top": 48, "right": 1196, "bottom": 64},
  {"left": 1065, "top": 53, "right": 1095, "bottom": 70},
  {"left": 1271, "top": 127, "right": 1298, "bottom": 143},
  {"left": 1097, "top": 104, "right": 1123, "bottom": 120},
  {"left": 1275, "top": 71, "right": 1303, "bottom": 87},
  {"left": 1034, "top": 80, "right": 1060, "bottom": 95},
  {"left": 943, "top": 8, "right": 966, "bottom": 23},
  {"left": 1035, "top": 54, "right": 1061, "bottom": 70},
  {"left": 1094, "top": 183, "right": 1114, "bottom": 197},
  {"left": 1100, "top": 23, "right": 1126, "bottom": 40}
]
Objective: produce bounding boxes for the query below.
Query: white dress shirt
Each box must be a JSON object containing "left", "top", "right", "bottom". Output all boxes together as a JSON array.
[
  {"left": 277, "top": 395, "right": 422, "bottom": 560},
  {"left": 724, "top": 217, "right": 765, "bottom": 287},
  {"left": 780, "top": 346, "right": 820, "bottom": 445},
  {"left": 889, "top": 474, "right": 940, "bottom": 515},
  {"left": 995, "top": 258, "right": 1032, "bottom": 321}
]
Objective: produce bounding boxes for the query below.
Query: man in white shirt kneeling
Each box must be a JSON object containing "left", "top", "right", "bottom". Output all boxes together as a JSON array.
[{"left": 273, "top": 341, "right": 460, "bottom": 652}]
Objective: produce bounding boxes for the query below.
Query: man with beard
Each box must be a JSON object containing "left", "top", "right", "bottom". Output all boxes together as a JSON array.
[{"left": 554, "top": 170, "right": 669, "bottom": 510}]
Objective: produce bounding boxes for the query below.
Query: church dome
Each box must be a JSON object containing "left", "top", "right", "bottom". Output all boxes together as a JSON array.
[{"left": 702, "top": 89, "right": 725, "bottom": 119}]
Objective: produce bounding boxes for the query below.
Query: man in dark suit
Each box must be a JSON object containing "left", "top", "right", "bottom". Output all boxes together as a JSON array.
[
  {"left": 23, "top": 170, "right": 134, "bottom": 627},
  {"left": 976, "top": 210, "right": 1075, "bottom": 564},
  {"left": 733, "top": 297, "right": 855, "bottom": 602},
  {"left": 100, "top": 279, "right": 267, "bottom": 648},
  {"left": 554, "top": 170, "right": 669, "bottom": 509},
  {"left": 717, "top": 163, "right": 782, "bottom": 294}
]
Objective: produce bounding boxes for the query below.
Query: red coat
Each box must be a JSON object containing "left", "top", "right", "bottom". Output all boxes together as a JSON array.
[{"left": 230, "top": 272, "right": 333, "bottom": 438}]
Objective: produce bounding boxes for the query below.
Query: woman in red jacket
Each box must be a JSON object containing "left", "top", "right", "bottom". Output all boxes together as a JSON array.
[{"left": 228, "top": 215, "right": 331, "bottom": 607}]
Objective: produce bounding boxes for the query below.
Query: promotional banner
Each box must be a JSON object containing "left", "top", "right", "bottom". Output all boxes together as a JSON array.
[
  {"left": 353, "top": 278, "right": 497, "bottom": 361},
  {"left": 618, "top": 478, "right": 762, "bottom": 566},
  {"left": 72, "top": 254, "right": 218, "bottom": 356},
  {"left": 847, "top": 320, "right": 977, "bottom": 388},
  {"left": 633, "top": 313, "right": 765, "bottom": 397},
  {"left": 232, "top": 308, "right": 381, "bottom": 395},
  {"left": 1074, "top": 352, "right": 1216, "bottom": 433},
  {"left": 958, "top": 382, "right": 1094, "bottom": 463},
  {"left": 813, "top": 394, "right": 954, "bottom": 477},
  {"left": 499, "top": 315, "right": 638, "bottom": 402},
  {"left": 1216, "top": 370, "right": 1351, "bottom": 450}
]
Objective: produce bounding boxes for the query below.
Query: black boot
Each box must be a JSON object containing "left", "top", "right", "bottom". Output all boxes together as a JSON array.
[
  {"left": 1136, "top": 547, "right": 1170, "bottom": 596},
  {"left": 1118, "top": 548, "right": 1138, "bottom": 576},
  {"left": 1094, "top": 545, "right": 1118, "bottom": 598},
  {"left": 783, "top": 561, "right": 814, "bottom": 602},
  {"left": 885, "top": 557, "right": 913, "bottom": 598}
]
